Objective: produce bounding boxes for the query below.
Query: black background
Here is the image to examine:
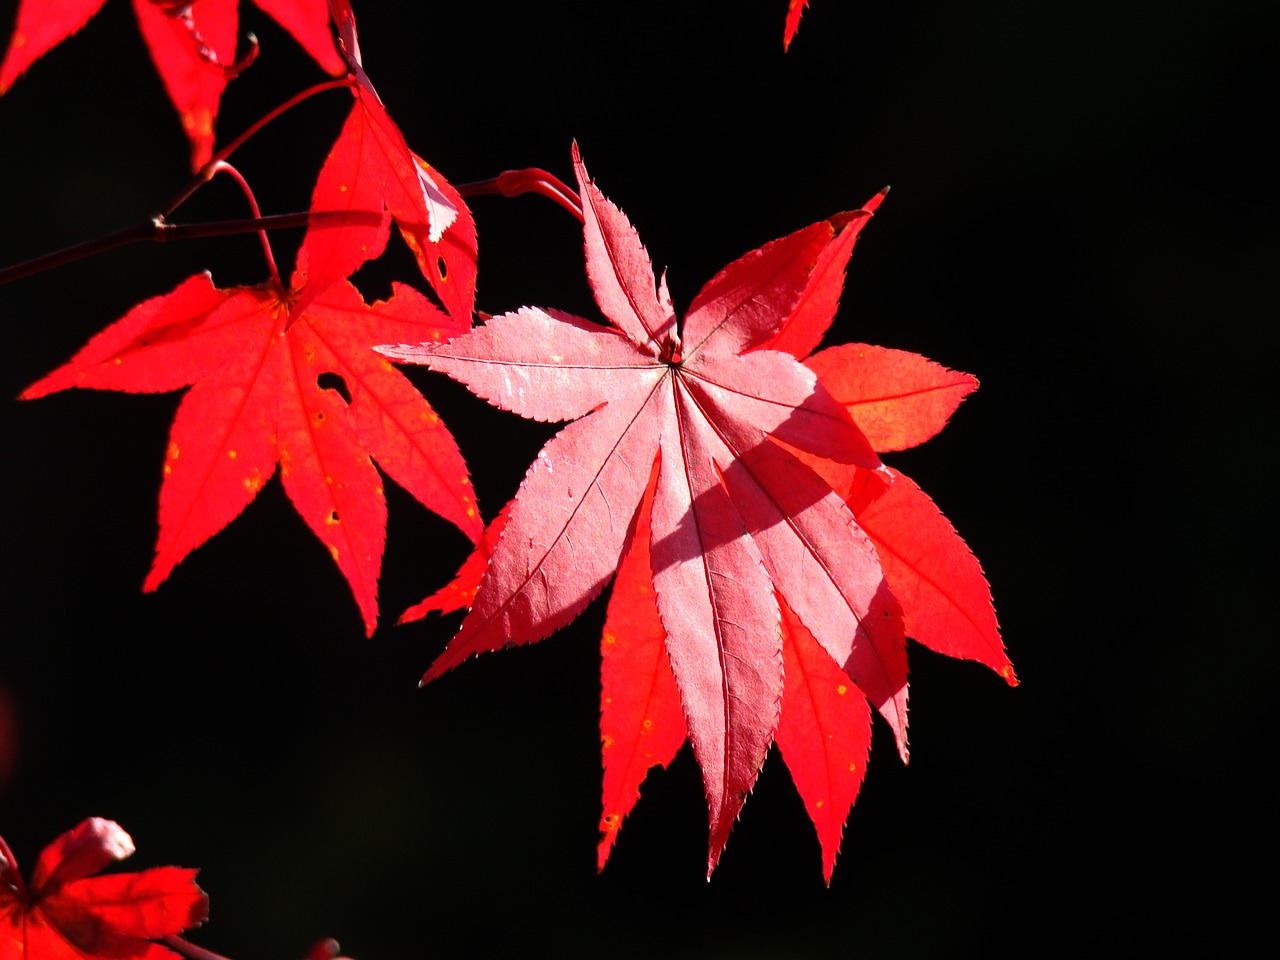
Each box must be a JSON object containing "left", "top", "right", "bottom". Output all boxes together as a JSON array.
[{"left": 1, "top": 1, "right": 1274, "bottom": 956}]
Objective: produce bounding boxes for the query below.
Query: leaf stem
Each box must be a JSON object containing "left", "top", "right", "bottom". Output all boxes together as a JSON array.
[
  {"left": 208, "top": 161, "right": 281, "bottom": 289},
  {"left": 160, "top": 77, "right": 357, "bottom": 219},
  {"left": 457, "top": 168, "right": 584, "bottom": 222},
  {"left": 0, "top": 211, "right": 383, "bottom": 286},
  {"left": 160, "top": 935, "right": 235, "bottom": 960}
]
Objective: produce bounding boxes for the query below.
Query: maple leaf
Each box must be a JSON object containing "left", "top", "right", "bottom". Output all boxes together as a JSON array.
[
  {"left": 22, "top": 176, "right": 482, "bottom": 634},
  {"left": 0, "top": 0, "right": 344, "bottom": 169},
  {"left": 381, "top": 144, "right": 905, "bottom": 874},
  {"left": 0, "top": 817, "right": 208, "bottom": 960},
  {"left": 397, "top": 159, "right": 1013, "bottom": 880},
  {"left": 784, "top": 0, "right": 810, "bottom": 50},
  {"left": 303, "top": 0, "right": 475, "bottom": 325}
]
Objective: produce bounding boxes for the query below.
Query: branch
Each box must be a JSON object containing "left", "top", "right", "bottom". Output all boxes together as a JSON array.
[{"left": 0, "top": 210, "right": 384, "bottom": 286}]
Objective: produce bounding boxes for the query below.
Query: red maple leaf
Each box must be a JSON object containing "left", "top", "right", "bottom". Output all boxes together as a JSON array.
[
  {"left": 0, "top": 818, "right": 208, "bottom": 960},
  {"left": 303, "top": 0, "right": 476, "bottom": 326},
  {"left": 381, "top": 145, "right": 908, "bottom": 874},
  {"left": 395, "top": 153, "right": 1013, "bottom": 880},
  {"left": 0, "top": 0, "right": 344, "bottom": 170},
  {"left": 784, "top": 0, "right": 810, "bottom": 50},
  {"left": 22, "top": 173, "right": 482, "bottom": 634}
]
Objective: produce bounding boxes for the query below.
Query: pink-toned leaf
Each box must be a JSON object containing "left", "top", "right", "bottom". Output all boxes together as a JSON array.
[
  {"left": 396, "top": 148, "right": 1003, "bottom": 878},
  {"left": 711, "top": 435, "right": 908, "bottom": 759},
  {"left": 776, "top": 599, "right": 872, "bottom": 884},
  {"left": 685, "top": 348, "right": 880, "bottom": 467},
  {"left": 380, "top": 306, "right": 662, "bottom": 424},
  {"left": 807, "top": 343, "right": 978, "bottom": 452},
  {"left": 421, "top": 386, "right": 669, "bottom": 683},
  {"left": 573, "top": 142, "right": 674, "bottom": 354},
  {"left": 651, "top": 390, "right": 782, "bottom": 874}
]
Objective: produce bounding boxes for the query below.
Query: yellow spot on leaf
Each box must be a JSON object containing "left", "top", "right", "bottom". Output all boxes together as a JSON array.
[
  {"left": 227, "top": 450, "right": 237, "bottom": 459},
  {"left": 113, "top": 357, "right": 122, "bottom": 365},
  {"left": 339, "top": 184, "right": 348, "bottom": 193},
  {"left": 849, "top": 762, "right": 858, "bottom": 772},
  {"left": 168, "top": 442, "right": 181, "bottom": 460},
  {"left": 602, "top": 735, "right": 615, "bottom": 750},
  {"left": 815, "top": 800, "right": 824, "bottom": 809},
  {"left": 602, "top": 633, "right": 617, "bottom": 645},
  {"left": 837, "top": 684, "right": 848, "bottom": 696},
  {"left": 642, "top": 718, "right": 653, "bottom": 729},
  {"left": 328, "top": 545, "right": 340, "bottom": 562}
]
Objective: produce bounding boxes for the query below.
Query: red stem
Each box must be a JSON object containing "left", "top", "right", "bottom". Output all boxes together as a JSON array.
[
  {"left": 458, "top": 168, "right": 583, "bottom": 222},
  {"left": 209, "top": 161, "right": 281, "bottom": 289},
  {"left": 0, "top": 211, "right": 382, "bottom": 287},
  {"left": 160, "top": 935, "right": 235, "bottom": 960},
  {"left": 160, "top": 77, "right": 356, "bottom": 218}
]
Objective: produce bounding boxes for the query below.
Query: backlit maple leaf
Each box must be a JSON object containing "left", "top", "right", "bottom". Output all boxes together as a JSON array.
[
  {"left": 396, "top": 155, "right": 1013, "bottom": 880},
  {"left": 380, "top": 145, "right": 906, "bottom": 874},
  {"left": 22, "top": 179, "right": 482, "bottom": 634},
  {"left": 0, "top": 0, "right": 344, "bottom": 169},
  {"left": 302, "top": 0, "right": 475, "bottom": 325},
  {"left": 0, "top": 818, "right": 208, "bottom": 960},
  {"left": 784, "top": 0, "right": 810, "bottom": 50}
]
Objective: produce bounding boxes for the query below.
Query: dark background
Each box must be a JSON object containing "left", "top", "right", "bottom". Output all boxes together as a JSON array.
[{"left": 1, "top": 0, "right": 1274, "bottom": 955}]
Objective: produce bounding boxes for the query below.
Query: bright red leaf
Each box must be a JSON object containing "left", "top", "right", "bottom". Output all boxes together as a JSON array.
[
  {"left": 596, "top": 466, "right": 687, "bottom": 871},
  {"left": 307, "top": 0, "right": 476, "bottom": 325},
  {"left": 783, "top": 344, "right": 1016, "bottom": 682},
  {"left": 0, "top": 817, "right": 208, "bottom": 960},
  {"left": 775, "top": 597, "right": 872, "bottom": 883},
  {"left": 380, "top": 145, "right": 906, "bottom": 874},
  {"left": 22, "top": 198, "right": 481, "bottom": 634},
  {"left": 784, "top": 0, "right": 810, "bottom": 50},
  {"left": 0, "top": 0, "right": 344, "bottom": 169}
]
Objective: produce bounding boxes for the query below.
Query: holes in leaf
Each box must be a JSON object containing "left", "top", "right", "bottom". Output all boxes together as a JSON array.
[
  {"left": 318, "top": 372, "right": 352, "bottom": 404},
  {"left": 329, "top": 510, "right": 340, "bottom": 524},
  {"left": 436, "top": 257, "right": 448, "bottom": 281}
]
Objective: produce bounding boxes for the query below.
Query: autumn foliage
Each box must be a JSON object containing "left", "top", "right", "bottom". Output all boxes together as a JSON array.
[
  {"left": 0, "top": 818, "right": 207, "bottom": 960},
  {"left": 1, "top": 0, "right": 1011, "bottom": 953}
]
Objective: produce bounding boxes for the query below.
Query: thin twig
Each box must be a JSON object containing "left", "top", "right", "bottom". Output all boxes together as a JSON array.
[{"left": 0, "top": 211, "right": 383, "bottom": 287}]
